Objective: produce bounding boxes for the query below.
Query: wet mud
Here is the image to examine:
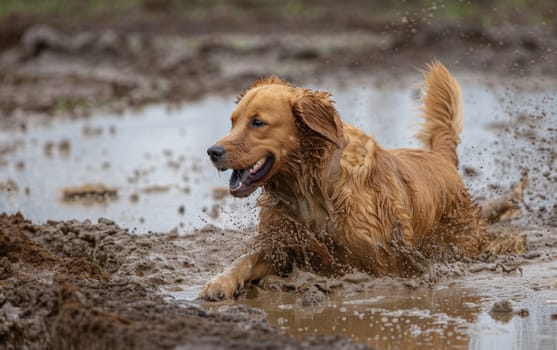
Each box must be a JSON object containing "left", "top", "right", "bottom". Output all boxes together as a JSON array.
[
  {"left": 1, "top": 5, "right": 557, "bottom": 125},
  {"left": 1, "top": 79, "right": 556, "bottom": 350},
  {"left": 1, "top": 210, "right": 556, "bottom": 349},
  {"left": 0, "top": 213, "right": 370, "bottom": 350}
]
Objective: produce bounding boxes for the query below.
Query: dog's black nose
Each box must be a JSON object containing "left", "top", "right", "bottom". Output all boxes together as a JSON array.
[{"left": 207, "top": 145, "right": 225, "bottom": 161}]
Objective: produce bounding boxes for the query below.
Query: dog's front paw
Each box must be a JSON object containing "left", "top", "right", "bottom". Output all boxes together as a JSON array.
[{"left": 199, "top": 273, "right": 243, "bottom": 301}]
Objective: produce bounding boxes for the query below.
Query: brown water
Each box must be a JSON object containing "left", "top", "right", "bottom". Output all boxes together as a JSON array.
[
  {"left": 1, "top": 74, "right": 557, "bottom": 349},
  {"left": 182, "top": 258, "right": 557, "bottom": 350},
  {"left": 244, "top": 265, "right": 557, "bottom": 350}
]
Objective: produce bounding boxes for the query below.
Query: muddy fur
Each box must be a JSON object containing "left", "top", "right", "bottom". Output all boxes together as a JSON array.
[{"left": 200, "top": 62, "right": 525, "bottom": 300}]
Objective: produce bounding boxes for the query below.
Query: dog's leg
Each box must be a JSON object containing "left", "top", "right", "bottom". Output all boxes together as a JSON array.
[
  {"left": 480, "top": 172, "right": 528, "bottom": 223},
  {"left": 198, "top": 252, "right": 273, "bottom": 300}
]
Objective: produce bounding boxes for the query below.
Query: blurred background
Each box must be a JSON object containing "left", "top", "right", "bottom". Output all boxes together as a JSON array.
[{"left": 1, "top": 0, "right": 556, "bottom": 119}]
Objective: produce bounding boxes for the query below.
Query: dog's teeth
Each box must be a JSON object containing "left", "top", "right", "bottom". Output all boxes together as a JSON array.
[{"left": 250, "top": 157, "right": 266, "bottom": 173}]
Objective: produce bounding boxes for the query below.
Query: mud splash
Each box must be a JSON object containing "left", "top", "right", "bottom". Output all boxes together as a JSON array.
[
  {"left": 166, "top": 220, "right": 556, "bottom": 350},
  {"left": 1, "top": 211, "right": 556, "bottom": 350}
]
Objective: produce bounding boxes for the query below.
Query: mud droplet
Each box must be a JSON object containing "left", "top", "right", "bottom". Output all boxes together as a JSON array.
[
  {"left": 58, "top": 139, "right": 71, "bottom": 155},
  {"left": 212, "top": 186, "right": 229, "bottom": 201},
  {"left": 178, "top": 205, "right": 185, "bottom": 215},
  {"left": 489, "top": 300, "right": 514, "bottom": 322},
  {"left": 62, "top": 183, "right": 117, "bottom": 202},
  {"left": 129, "top": 193, "right": 139, "bottom": 203}
]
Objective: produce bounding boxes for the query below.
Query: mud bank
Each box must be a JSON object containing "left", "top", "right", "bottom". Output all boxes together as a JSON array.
[{"left": 0, "top": 213, "right": 370, "bottom": 350}]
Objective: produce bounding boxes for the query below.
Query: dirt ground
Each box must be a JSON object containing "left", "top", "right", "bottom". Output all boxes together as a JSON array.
[
  {"left": 0, "top": 213, "right": 375, "bottom": 349},
  {"left": 1, "top": 2, "right": 556, "bottom": 126},
  {"left": 1, "top": 2, "right": 557, "bottom": 349}
]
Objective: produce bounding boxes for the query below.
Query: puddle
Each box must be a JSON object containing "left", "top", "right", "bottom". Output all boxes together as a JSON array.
[
  {"left": 0, "top": 98, "right": 260, "bottom": 232},
  {"left": 1, "top": 74, "right": 556, "bottom": 349},
  {"left": 1, "top": 75, "right": 555, "bottom": 232},
  {"left": 178, "top": 259, "right": 557, "bottom": 350},
  {"left": 240, "top": 286, "right": 480, "bottom": 350}
]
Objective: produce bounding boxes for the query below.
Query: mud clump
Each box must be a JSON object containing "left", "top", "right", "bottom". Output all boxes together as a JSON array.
[
  {"left": 488, "top": 300, "right": 531, "bottom": 322},
  {"left": 62, "top": 183, "right": 118, "bottom": 202},
  {"left": 490, "top": 300, "right": 513, "bottom": 314},
  {"left": 53, "top": 256, "right": 109, "bottom": 283},
  {"left": 480, "top": 172, "right": 528, "bottom": 224},
  {"left": 488, "top": 300, "right": 514, "bottom": 323},
  {"left": 0, "top": 256, "right": 13, "bottom": 279},
  {"left": 301, "top": 286, "right": 326, "bottom": 306}
]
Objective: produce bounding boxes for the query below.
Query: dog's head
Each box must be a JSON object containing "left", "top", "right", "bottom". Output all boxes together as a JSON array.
[{"left": 207, "top": 76, "right": 342, "bottom": 197}]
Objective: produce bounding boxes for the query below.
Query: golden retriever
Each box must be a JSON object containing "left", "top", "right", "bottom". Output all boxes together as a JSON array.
[{"left": 200, "top": 62, "right": 518, "bottom": 300}]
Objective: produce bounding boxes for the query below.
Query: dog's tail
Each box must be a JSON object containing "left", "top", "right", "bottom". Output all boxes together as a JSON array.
[{"left": 416, "top": 62, "right": 463, "bottom": 167}]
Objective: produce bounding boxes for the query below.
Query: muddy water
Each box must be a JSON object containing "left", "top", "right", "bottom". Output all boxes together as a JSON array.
[
  {"left": 1, "top": 75, "right": 557, "bottom": 349},
  {"left": 174, "top": 256, "right": 557, "bottom": 350},
  {"left": 1, "top": 75, "right": 555, "bottom": 233},
  {"left": 0, "top": 97, "right": 259, "bottom": 232},
  {"left": 242, "top": 262, "right": 557, "bottom": 350}
]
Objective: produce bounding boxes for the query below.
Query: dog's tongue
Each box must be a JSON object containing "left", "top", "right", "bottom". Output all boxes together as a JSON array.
[{"left": 229, "top": 168, "right": 251, "bottom": 192}]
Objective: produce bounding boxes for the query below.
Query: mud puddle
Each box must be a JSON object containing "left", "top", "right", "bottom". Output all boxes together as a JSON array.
[
  {"left": 172, "top": 238, "right": 557, "bottom": 350},
  {"left": 1, "top": 74, "right": 556, "bottom": 349},
  {"left": 1, "top": 74, "right": 555, "bottom": 233},
  {"left": 0, "top": 95, "right": 259, "bottom": 232},
  {"left": 176, "top": 258, "right": 557, "bottom": 350}
]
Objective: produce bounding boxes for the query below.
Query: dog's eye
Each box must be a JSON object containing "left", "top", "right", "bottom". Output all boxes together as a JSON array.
[{"left": 250, "top": 118, "right": 265, "bottom": 128}]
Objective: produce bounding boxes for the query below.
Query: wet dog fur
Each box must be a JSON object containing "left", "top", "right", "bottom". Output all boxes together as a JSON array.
[{"left": 200, "top": 62, "right": 520, "bottom": 300}]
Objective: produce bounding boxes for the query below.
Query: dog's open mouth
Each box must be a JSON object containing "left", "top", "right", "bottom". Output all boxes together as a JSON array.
[{"left": 229, "top": 155, "right": 274, "bottom": 196}]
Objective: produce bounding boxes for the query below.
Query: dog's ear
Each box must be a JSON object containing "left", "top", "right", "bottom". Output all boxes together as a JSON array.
[
  {"left": 292, "top": 90, "right": 342, "bottom": 146},
  {"left": 236, "top": 75, "right": 292, "bottom": 103}
]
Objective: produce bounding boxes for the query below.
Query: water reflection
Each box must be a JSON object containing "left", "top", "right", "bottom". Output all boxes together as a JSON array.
[
  {"left": 469, "top": 289, "right": 557, "bottom": 350},
  {"left": 242, "top": 287, "right": 479, "bottom": 350},
  {"left": 194, "top": 266, "right": 557, "bottom": 350}
]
